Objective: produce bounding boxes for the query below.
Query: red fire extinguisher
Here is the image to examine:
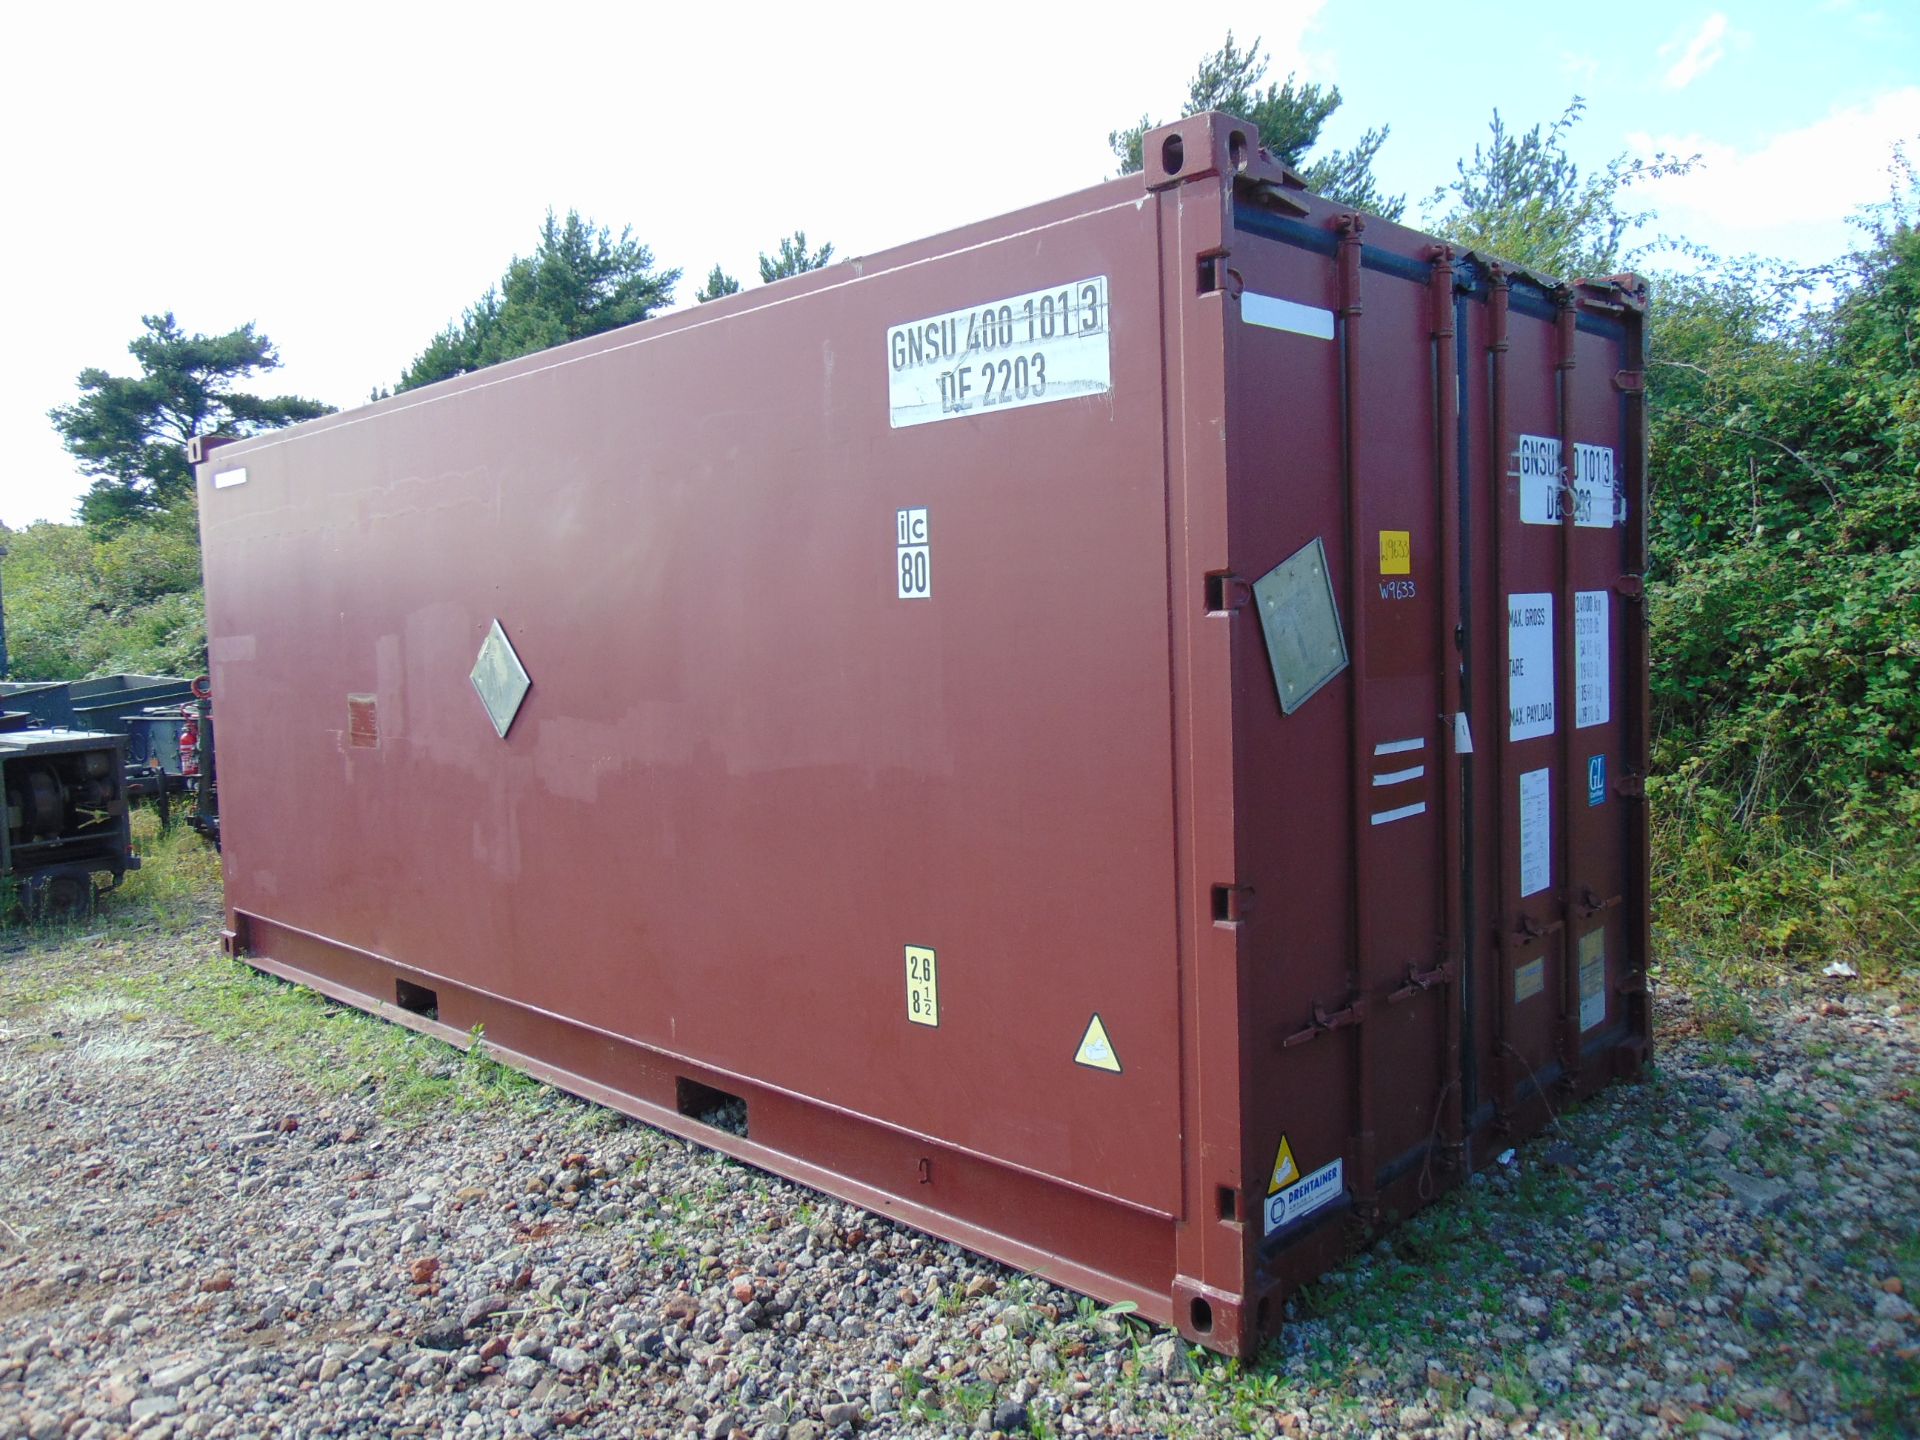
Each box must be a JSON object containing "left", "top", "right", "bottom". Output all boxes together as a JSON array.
[{"left": 179, "top": 703, "right": 200, "bottom": 778}]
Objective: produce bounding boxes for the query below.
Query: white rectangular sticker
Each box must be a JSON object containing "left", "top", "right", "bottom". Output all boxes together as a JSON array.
[
  {"left": 1519, "top": 767, "right": 1551, "bottom": 898},
  {"left": 1508, "top": 593, "right": 1555, "bottom": 741},
  {"left": 895, "top": 508, "right": 930, "bottom": 599},
  {"left": 1574, "top": 589, "right": 1610, "bottom": 728},
  {"left": 1516, "top": 436, "right": 1619, "bottom": 527},
  {"left": 1264, "top": 1157, "right": 1345, "bottom": 1234},
  {"left": 886, "top": 277, "right": 1111, "bottom": 429},
  {"left": 212, "top": 467, "right": 249, "bottom": 489},
  {"left": 1242, "top": 291, "right": 1336, "bottom": 340}
]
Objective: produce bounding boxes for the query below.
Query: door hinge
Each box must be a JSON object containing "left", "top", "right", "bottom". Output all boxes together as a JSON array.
[
  {"left": 1613, "top": 771, "right": 1646, "bottom": 800},
  {"left": 1613, "top": 574, "right": 1645, "bottom": 601},
  {"left": 1613, "top": 369, "right": 1646, "bottom": 394}
]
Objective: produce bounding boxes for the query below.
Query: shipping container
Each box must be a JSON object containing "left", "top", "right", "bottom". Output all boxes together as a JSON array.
[{"left": 194, "top": 111, "right": 1649, "bottom": 1355}]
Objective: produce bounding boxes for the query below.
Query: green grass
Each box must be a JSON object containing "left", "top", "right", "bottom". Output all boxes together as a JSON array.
[
  {"left": 1819, "top": 1335, "right": 1920, "bottom": 1439},
  {"left": 1650, "top": 790, "right": 1919, "bottom": 996},
  {"left": 116, "top": 805, "right": 224, "bottom": 924},
  {"left": 1, "top": 803, "right": 559, "bottom": 1124}
]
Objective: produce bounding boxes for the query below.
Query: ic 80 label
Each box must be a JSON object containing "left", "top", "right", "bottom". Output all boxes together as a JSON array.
[
  {"left": 896, "top": 507, "right": 930, "bottom": 599},
  {"left": 886, "top": 277, "right": 1112, "bottom": 429}
]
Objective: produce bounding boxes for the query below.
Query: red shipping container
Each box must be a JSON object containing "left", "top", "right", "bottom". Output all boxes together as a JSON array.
[{"left": 195, "top": 112, "right": 1649, "bottom": 1355}]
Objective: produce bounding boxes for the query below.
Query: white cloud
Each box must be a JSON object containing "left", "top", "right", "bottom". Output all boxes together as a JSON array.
[
  {"left": 1629, "top": 88, "right": 1920, "bottom": 261},
  {"left": 1559, "top": 49, "right": 1601, "bottom": 87},
  {"left": 1661, "top": 12, "right": 1730, "bottom": 89}
]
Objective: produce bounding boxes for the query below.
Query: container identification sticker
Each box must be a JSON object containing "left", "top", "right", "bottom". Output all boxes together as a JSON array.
[
  {"left": 1578, "top": 929, "right": 1607, "bottom": 1031},
  {"left": 905, "top": 945, "right": 938, "bottom": 1026},
  {"left": 886, "top": 277, "right": 1111, "bottom": 429},
  {"left": 1264, "top": 1156, "right": 1345, "bottom": 1236},
  {"left": 1519, "top": 767, "right": 1552, "bottom": 897},
  {"left": 1516, "top": 435, "right": 1620, "bottom": 527},
  {"left": 1574, "top": 589, "right": 1610, "bottom": 727},
  {"left": 1508, "top": 593, "right": 1556, "bottom": 741}
]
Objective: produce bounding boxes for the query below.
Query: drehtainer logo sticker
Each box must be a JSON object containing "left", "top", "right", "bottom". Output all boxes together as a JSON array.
[{"left": 1264, "top": 1156, "right": 1346, "bottom": 1236}]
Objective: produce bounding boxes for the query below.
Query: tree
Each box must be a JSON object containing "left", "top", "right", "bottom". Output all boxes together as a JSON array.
[
  {"left": 1424, "top": 99, "right": 1694, "bottom": 279},
  {"left": 1108, "top": 32, "right": 1403, "bottom": 219},
  {"left": 398, "top": 210, "right": 681, "bottom": 391},
  {"left": 696, "top": 265, "right": 742, "bottom": 303},
  {"left": 50, "top": 314, "right": 331, "bottom": 530},
  {"left": 758, "top": 232, "right": 834, "bottom": 283}
]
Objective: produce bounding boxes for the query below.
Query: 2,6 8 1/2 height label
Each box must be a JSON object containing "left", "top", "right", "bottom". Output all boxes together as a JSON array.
[{"left": 886, "top": 277, "right": 1112, "bottom": 428}]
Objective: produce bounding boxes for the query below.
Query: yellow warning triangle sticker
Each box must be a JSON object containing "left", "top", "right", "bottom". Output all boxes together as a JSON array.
[
  {"left": 1268, "top": 1135, "right": 1301, "bottom": 1194},
  {"left": 1073, "top": 1014, "right": 1122, "bottom": 1072}
]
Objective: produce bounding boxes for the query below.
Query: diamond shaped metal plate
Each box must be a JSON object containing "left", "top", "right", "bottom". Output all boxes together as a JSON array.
[
  {"left": 1253, "top": 536, "right": 1349, "bottom": 715},
  {"left": 470, "top": 619, "right": 531, "bottom": 738}
]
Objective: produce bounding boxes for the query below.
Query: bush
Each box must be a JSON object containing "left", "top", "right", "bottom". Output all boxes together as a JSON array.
[{"left": 1, "top": 508, "right": 206, "bottom": 679}]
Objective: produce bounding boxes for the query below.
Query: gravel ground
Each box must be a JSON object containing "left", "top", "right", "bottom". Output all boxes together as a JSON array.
[{"left": 1, "top": 912, "right": 1915, "bottom": 1440}]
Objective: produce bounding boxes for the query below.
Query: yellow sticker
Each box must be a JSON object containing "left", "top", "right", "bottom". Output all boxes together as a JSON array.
[
  {"left": 1268, "top": 1135, "right": 1301, "bottom": 1194},
  {"left": 1073, "top": 1014, "right": 1121, "bottom": 1072},
  {"left": 905, "top": 945, "right": 938, "bottom": 1027},
  {"left": 1379, "top": 530, "right": 1411, "bottom": 576}
]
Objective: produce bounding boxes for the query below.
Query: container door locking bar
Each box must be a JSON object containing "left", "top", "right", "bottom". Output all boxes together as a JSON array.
[{"left": 1280, "top": 996, "right": 1367, "bottom": 1049}]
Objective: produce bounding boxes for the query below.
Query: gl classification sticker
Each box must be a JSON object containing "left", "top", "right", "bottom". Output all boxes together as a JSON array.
[{"left": 886, "top": 277, "right": 1112, "bottom": 428}]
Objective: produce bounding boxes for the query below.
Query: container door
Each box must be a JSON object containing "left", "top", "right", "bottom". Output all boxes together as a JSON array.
[
  {"left": 1467, "top": 273, "right": 1646, "bottom": 1127},
  {"left": 1225, "top": 210, "right": 1463, "bottom": 1250}
]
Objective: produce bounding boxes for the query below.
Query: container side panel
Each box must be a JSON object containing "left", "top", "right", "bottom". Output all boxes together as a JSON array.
[{"left": 200, "top": 195, "right": 1183, "bottom": 1217}]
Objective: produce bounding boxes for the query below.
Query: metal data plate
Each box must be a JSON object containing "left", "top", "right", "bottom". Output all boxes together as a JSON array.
[
  {"left": 470, "top": 619, "right": 532, "bottom": 739},
  {"left": 1253, "top": 537, "right": 1349, "bottom": 715}
]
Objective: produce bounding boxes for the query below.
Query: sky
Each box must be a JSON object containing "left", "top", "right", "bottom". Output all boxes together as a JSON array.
[{"left": 2, "top": 0, "right": 1914, "bottom": 529}]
